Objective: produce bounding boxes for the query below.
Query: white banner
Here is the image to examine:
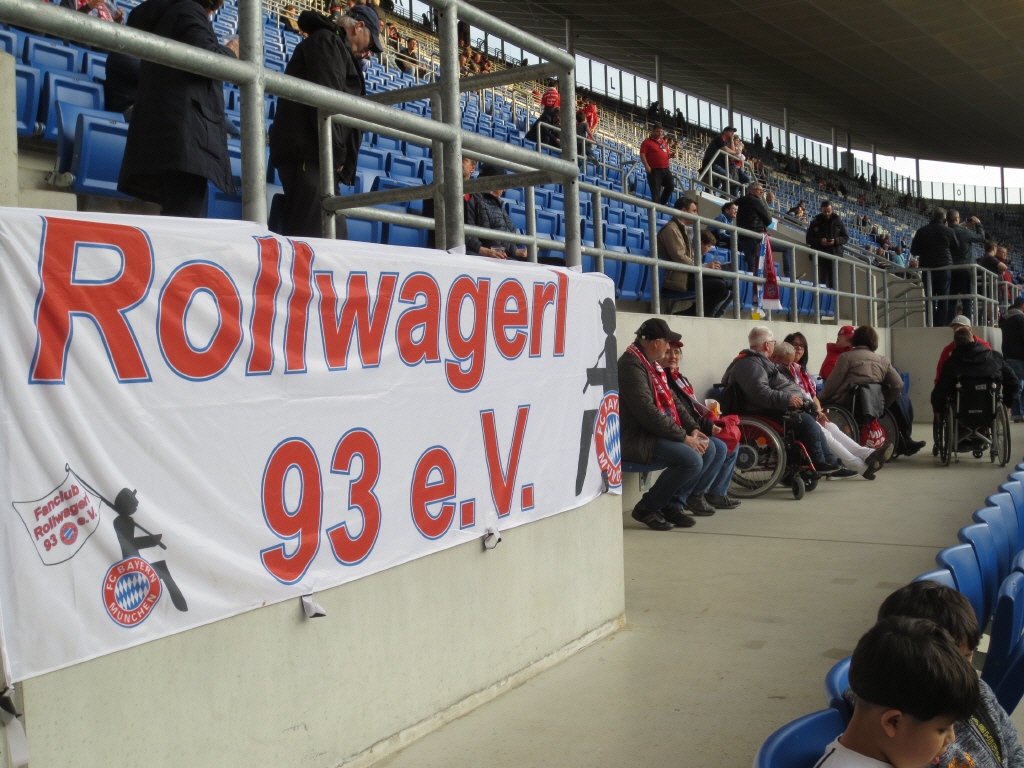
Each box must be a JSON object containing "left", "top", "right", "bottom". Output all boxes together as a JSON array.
[{"left": 0, "top": 209, "right": 621, "bottom": 683}]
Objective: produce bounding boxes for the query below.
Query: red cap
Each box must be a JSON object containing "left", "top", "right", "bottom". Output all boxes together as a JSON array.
[
  {"left": 838, "top": 325, "right": 855, "bottom": 338},
  {"left": 670, "top": 340, "right": 684, "bottom": 348}
]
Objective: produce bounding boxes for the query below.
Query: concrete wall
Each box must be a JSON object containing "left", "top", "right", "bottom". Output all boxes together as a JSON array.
[{"left": 3, "top": 495, "right": 625, "bottom": 768}]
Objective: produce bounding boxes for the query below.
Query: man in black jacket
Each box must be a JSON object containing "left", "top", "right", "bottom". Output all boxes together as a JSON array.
[
  {"left": 464, "top": 164, "right": 527, "bottom": 260},
  {"left": 947, "top": 209, "right": 986, "bottom": 321},
  {"left": 931, "top": 326, "right": 1019, "bottom": 414},
  {"left": 1000, "top": 296, "right": 1024, "bottom": 422},
  {"left": 911, "top": 208, "right": 960, "bottom": 327},
  {"left": 735, "top": 184, "right": 793, "bottom": 277},
  {"left": 118, "top": 0, "right": 239, "bottom": 217},
  {"left": 805, "top": 200, "right": 848, "bottom": 288},
  {"left": 269, "top": 5, "right": 382, "bottom": 237}
]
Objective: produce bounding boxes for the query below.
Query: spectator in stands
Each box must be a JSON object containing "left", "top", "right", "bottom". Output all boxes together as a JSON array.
[
  {"left": 710, "top": 201, "right": 737, "bottom": 248},
  {"left": 384, "top": 21, "right": 400, "bottom": 50},
  {"left": 640, "top": 125, "right": 673, "bottom": 206},
  {"left": 1000, "top": 296, "right": 1024, "bottom": 422},
  {"left": 932, "top": 326, "right": 1018, "bottom": 415},
  {"left": 540, "top": 79, "right": 560, "bottom": 121},
  {"left": 583, "top": 99, "right": 599, "bottom": 135},
  {"left": 699, "top": 125, "right": 739, "bottom": 194},
  {"left": 396, "top": 37, "right": 426, "bottom": 78},
  {"left": 619, "top": 319, "right": 723, "bottom": 530},
  {"left": 458, "top": 53, "right": 469, "bottom": 77},
  {"left": 656, "top": 200, "right": 731, "bottom": 318},
  {"left": 729, "top": 134, "right": 752, "bottom": 188},
  {"left": 816, "top": 616, "right": 977, "bottom": 768},
  {"left": 773, "top": 340, "right": 885, "bottom": 479},
  {"left": 526, "top": 107, "right": 560, "bottom": 148},
  {"left": 720, "top": 326, "right": 844, "bottom": 474},
  {"left": 464, "top": 164, "right": 527, "bottom": 261},
  {"left": 820, "top": 325, "right": 854, "bottom": 380},
  {"left": 280, "top": 3, "right": 301, "bottom": 33},
  {"left": 786, "top": 200, "right": 807, "bottom": 223},
  {"left": 764, "top": 136, "right": 774, "bottom": 153},
  {"left": 946, "top": 209, "right": 986, "bottom": 321},
  {"left": 870, "top": 580, "right": 1024, "bottom": 768},
  {"left": 575, "top": 111, "right": 597, "bottom": 166},
  {"left": 77, "top": 0, "right": 124, "bottom": 22},
  {"left": 118, "top": 0, "right": 240, "bottom": 218},
  {"left": 663, "top": 341, "right": 741, "bottom": 511},
  {"left": 424, "top": 156, "right": 476, "bottom": 249},
  {"left": 734, "top": 183, "right": 793, "bottom": 277},
  {"left": 268, "top": 5, "right": 382, "bottom": 237},
  {"left": 911, "top": 207, "right": 959, "bottom": 327},
  {"left": 805, "top": 200, "right": 849, "bottom": 288}
]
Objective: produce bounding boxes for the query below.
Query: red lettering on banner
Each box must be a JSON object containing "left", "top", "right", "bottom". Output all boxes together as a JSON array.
[
  {"left": 285, "top": 241, "right": 314, "bottom": 373},
  {"left": 248, "top": 237, "right": 282, "bottom": 374},
  {"left": 159, "top": 263, "right": 243, "bottom": 380},
  {"left": 316, "top": 272, "right": 398, "bottom": 369},
  {"left": 480, "top": 406, "right": 530, "bottom": 517},
  {"left": 260, "top": 438, "right": 322, "bottom": 584},
  {"left": 32, "top": 217, "right": 153, "bottom": 383},
  {"left": 492, "top": 279, "right": 528, "bottom": 360},
  {"left": 395, "top": 273, "right": 442, "bottom": 366},
  {"left": 326, "top": 429, "right": 382, "bottom": 565},
  {"left": 410, "top": 447, "right": 457, "bottom": 539},
  {"left": 445, "top": 277, "right": 490, "bottom": 392},
  {"left": 529, "top": 272, "right": 567, "bottom": 358}
]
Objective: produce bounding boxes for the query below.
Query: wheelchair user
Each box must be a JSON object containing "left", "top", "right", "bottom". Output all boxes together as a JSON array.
[
  {"left": 720, "top": 326, "right": 853, "bottom": 476},
  {"left": 930, "top": 326, "right": 1019, "bottom": 416}
]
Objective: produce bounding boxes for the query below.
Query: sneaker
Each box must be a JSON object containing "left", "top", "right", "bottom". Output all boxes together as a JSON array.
[
  {"left": 706, "top": 493, "right": 741, "bottom": 509},
  {"left": 660, "top": 506, "right": 697, "bottom": 528},
  {"left": 631, "top": 506, "right": 674, "bottom": 531},
  {"left": 816, "top": 462, "right": 843, "bottom": 475},
  {"left": 862, "top": 448, "right": 888, "bottom": 480},
  {"left": 829, "top": 467, "right": 859, "bottom": 479},
  {"left": 684, "top": 494, "right": 717, "bottom": 516}
]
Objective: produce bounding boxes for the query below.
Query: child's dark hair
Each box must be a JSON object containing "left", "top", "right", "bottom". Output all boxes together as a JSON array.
[
  {"left": 849, "top": 616, "right": 978, "bottom": 721},
  {"left": 877, "top": 580, "right": 981, "bottom": 652}
]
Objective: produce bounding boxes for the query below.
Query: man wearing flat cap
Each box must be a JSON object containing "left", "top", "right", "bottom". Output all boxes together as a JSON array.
[
  {"left": 618, "top": 318, "right": 728, "bottom": 531},
  {"left": 269, "top": 4, "right": 383, "bottom": 237}
]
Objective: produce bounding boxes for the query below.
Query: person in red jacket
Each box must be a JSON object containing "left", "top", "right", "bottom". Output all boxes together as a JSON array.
[
  {"left": 819, "top": 326, "right": 855, "bottom": 380},
  {"left": 934, "top": 315, "right": 991, "bottom": 383}
]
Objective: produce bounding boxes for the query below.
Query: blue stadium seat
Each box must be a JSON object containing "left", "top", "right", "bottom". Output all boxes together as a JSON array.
[
  {"left": 374, "top": 134, "right": 404, "bottom": 153},
  {"left": 0, "top": 28, "right": 16, "bottom": 56},
  {"left": 605, "top": 223, "right": 626, "bottom": 248},
  {"left": 81, "top": 50, "right": 107, "bottom": 82},
  {"left": 624, "top": 227, "right": 645, "bottom": 252},
  {"left": 914, "top": 568, "right": 957, "bottom": 589},
  {"left": 357, "top": 147, "right": 390, "bottom": 172},
  {"left": 37, "top": 71, "right": 104, "bottom": 142},
  {"left": 507, "top": 204, "right": 527, "bottom": 234},
  {"left": 823, "top": 656, "right": 852, "bottom": 720},
  {"left": 15, "top": 64, "right": 41, "bottom": 137},
  {"left": 347, "top": 217, "right": 383, "bottom": 244},
  {"left": 935, "top": 544, "right": 986, "bottom": 626},
  {"left": 535, "top": 210, "right": 559, "bottom": 238},
  {"left": 618, "top": 261, "right": 647, "bottom": 302},
  {"left": 54, "top": 101, "right": 122, "bottom": 175},
  {"left": 387, "top": 223, "right": 428, "bottom": 248},
  {"left": 753, "top": 709, "right": 845, "bottom": 768},
  {"left": 25, "top": 38, "right": 79, "bottom": 73},
  {"left": 983, "top": 571, "right": 1024, "bottom": 692},
  {"left": 69, "top": 113, "right": 130, "bottom": 198},
  {"left": 979, "top": 496, "right": 1020, "bottom": 568},
  {"left": 604, "top": 244, "right": 627, "bottom": 295},
  {"left": 957, "top": 523, "right": 1000, "bottom": 620},
  {"left": 387, "top": 154, "right": 421, "bottom": 180}
]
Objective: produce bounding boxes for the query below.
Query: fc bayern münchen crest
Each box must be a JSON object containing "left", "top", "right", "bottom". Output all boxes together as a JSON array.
[
  {"left": 594, "top": 391, "right": 621, "bottom": 489},
  {"left": 102, "top": 557, "right": 162, "bottom": 627}
]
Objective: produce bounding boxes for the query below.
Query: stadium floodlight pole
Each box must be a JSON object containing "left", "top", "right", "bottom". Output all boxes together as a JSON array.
[{"left": 238, "top": 0, "right": 267, "bottom": 224}]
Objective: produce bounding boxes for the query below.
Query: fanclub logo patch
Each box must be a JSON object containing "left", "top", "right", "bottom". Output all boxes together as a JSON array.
[
  {"left": 102, "top": 557, "right": 162, "bottom": 627},
  {"left": 594, "top": 391, "right": 621, "bottom": 489}
]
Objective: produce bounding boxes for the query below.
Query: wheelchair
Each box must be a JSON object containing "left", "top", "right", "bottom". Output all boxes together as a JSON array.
[
  {"left": 934, "top": 376, "right": 1010, "bottom": 466},
  {"left": 822, "top": 382, "right": 898, "bottom": 460},
  {"left": 729, "top": 402, "right": 823, "bottom": 500}
]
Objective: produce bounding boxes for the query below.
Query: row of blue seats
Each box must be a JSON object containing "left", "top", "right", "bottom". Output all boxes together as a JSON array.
[
  {"left": 755, "top": 467, "right": 1024, "bottom": 768},
  {"left": 2, "top": 27, "right": 107, "bottom": 79}
]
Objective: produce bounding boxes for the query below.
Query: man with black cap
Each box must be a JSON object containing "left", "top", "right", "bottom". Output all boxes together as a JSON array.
[
  {"left": 464, "top": 164, "right": 527, "bottom": 260},
  {"left": 618, "top": 318, "right": 728, "bottom": 530},
  {"left": 268, "top": 3, "right": 382, "bottom": 238}
]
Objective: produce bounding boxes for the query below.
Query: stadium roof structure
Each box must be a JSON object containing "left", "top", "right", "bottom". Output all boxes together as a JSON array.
[{"left": 466, "top": 0, "right": 1024, "bottom": 168}]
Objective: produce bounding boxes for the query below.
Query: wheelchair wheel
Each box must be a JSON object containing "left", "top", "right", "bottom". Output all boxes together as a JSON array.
[
  {"left": 824, "top": 406, "right": 856, "bottom": 440},
  {"left": 729, "top": 416, "right": 787, "bottom": 498},
  {"left": 942, "top": 405, "right": 956, "bottom": 466},
  {"left": 791, "top": 476, "right": 805, "bottom": 499},
  {"left": 803, "top": 473, "right": 819, "bottom": 493},
  {"left": 878, "top": 410, "right": 899, "bottom": 458},
  {"left": 994, "top": 407, "right": 1011, "bottom": 467}
]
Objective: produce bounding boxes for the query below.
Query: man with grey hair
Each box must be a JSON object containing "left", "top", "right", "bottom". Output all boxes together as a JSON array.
[
  {"left": 947, "top": 209, "right": 985, "bottom": 321},
  {"left": 721, "top": 326, "right": 846, "bottom": 474}
]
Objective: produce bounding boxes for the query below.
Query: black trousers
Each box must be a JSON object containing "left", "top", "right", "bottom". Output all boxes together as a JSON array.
[
  {"left": 648, "top": 167, "right": 674, "bottom": 206},
  {"left": 158, "top": 171, "right": 209, "bottom": 218},
  {"left": 275, "top": 160, "right": 348, "bottom": 239}
]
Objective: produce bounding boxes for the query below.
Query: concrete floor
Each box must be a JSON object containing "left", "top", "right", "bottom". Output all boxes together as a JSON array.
[{"left": 376, "top": 430, "right": 1024, "bottom": 768}]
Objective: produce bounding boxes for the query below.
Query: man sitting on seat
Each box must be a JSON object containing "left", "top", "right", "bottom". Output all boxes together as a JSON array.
[
  {"left": 931, "top": 326, "right": 1018, "bottom": 414},
  {"left": 656, "top": 198, "right": 731, "bottom": 318},
  {"left": 720, "top": 326, "right": 849, "bottom": 475},
  {"left": 619, "top": 319, "right": 728, "bottom": 530}
]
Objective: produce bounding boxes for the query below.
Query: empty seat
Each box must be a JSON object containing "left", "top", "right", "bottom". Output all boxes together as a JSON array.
[
  {"left": 53, "top": 101, "right": 123, "bottom": 175},
  {"left": 15, "top": 64, "right": 41, "bottom": 137},
  {"left": 69, "top": 114, "right": 130, "bottom": 198},
  {"left": 25, "top": 38, "right": 79, "bottom": 73},
  {"left": 81, "top": 50, "right": 107, "bottom": 82},
  {"left": 37, "top": 71, "right": 104, "bottom": 142},
  {"left": 387, "top": 154, "right": 421, "bottom": 179}
]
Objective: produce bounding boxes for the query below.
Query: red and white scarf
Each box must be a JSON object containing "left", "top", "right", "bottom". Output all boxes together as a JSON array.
[{"left": 627, "top": 344, "right": 680, "bottom": 427}]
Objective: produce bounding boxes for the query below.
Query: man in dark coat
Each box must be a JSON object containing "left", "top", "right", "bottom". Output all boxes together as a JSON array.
[
  {"left": 464, "top": 164, "right": 526, "bottom": 260},
  {"left": 946, "top": 209, "right": 986, "bottom": 321},
  {"left": 805, "top": 200, "right": 849, "bottom": 288},
  {"left": 118, "top": 0, "right": 239, "bottom": 217},
  {"left": 734, "top": 183, "right": 793, "bottom": 277},
  {"left": 931, "top": 326, "right": 1019, "bottom": 414},
  {"left": 269, "top": 5, "right": 382, "bottom": 238},
  {"left": 911, "top": 207, "right": 960, "bottom": 327},
  {"left": 999, "top": 296, "right": 1024, "bottom": 421}
]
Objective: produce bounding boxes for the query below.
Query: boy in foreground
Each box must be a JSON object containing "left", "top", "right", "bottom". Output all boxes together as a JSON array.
[
  {"left": 817, "top": 615, "right": 978, "bottom": 768},
  {"left": 870, "top": 580, "right": 1024, "bottom": 767}
]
